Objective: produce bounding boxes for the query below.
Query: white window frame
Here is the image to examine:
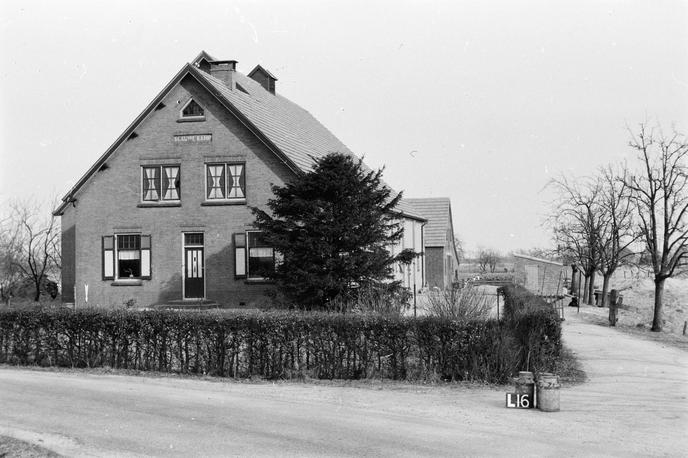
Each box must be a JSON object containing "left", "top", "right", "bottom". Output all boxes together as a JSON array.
[
  {"left": 140, "top": 165, "right": 181, "bottom": 203},
  {"left": 204, "top": 162, "right": 246, "bottom": 202},
  {"left": 246, "top": 230, "right": 275, "bottom": 280},
  {"left": 111, "top": 234, "right": 151, "bottom": 280},
  {"left": 179, "top": 98, "right": 205, "bottom": 120}
]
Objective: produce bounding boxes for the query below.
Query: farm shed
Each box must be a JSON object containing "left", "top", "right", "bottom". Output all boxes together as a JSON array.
[{"left": 512, "top": 254, "right": 566, "bottom": 296}]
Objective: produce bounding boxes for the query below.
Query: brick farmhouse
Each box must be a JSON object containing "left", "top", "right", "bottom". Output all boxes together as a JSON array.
[{"left": 55, "top": 51, "right": 457, "bottom": 307}]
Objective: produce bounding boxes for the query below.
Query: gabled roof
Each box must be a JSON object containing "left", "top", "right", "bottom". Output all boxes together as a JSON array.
[
  {"left": 394, "top": 199, "right": 426, "bottom": 222},
  {"left": 55, "top": 51, "right": 424, "bottom": 222},
  {"left": 404, "top": 198, "right": 456, "bottom": 247},
  {"left": 194, "top": 68, "right": 355, "bottom": 172},
  {"left": 248, "top": 64, "right": 278, "bottom": 81},
  {"left": 192, "top": 50, "right": 216, "bottom": 64}
]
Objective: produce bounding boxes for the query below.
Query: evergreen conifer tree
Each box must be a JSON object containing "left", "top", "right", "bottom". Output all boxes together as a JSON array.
[{"left": 251, "top": 153, "right": 412, "bottom": 310}]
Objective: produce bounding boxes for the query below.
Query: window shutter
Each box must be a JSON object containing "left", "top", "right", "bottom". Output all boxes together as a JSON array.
[
  {"left": 103, "top": 236, "right": 114, "bottom": 280},
  {"left": 206, "top": 166, "right": 212, "bottom": 198},
  {"left": 163, "top": 166, "right": 180, "bottom": 200},
  {"left": 141, "top": 235, "right": 151, "bottom": 279},
  {"left": 174, "top": 168, "right": 181, "bottom": 199},
  {"left": 239, "top": 164, "right": 246, "bottom": 197},
  {"left": 234, "top": 233, "right": 246, "bottom": 278},
  {"left": 153, "top": 168, "right": 161, "bottom": 198},
  {"left": 219, "top": 166, "right": 226, "bottom": 198},
  {"left": 162, "top": 168, "right": 169, "bottom": 199}
]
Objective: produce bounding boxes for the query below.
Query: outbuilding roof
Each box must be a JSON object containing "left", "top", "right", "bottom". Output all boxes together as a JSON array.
[{"left": 403, "top": 198, "right": 455, "bottom": 247}]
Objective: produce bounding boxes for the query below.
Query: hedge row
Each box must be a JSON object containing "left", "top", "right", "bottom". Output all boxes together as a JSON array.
[
  {"left": 499, "top": 284, "right": 562, "bottom": 373},
  {"left": 0, "top": 289, "right": 561, "bottom": 382}
]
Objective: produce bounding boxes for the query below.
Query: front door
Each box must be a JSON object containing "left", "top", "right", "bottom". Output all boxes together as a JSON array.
[{"left": 184, "top": 233, "right": 204, "bottom": 299}]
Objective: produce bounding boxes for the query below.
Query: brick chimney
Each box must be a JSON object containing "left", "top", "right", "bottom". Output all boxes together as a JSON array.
[{"left": 209, "top": 60, "right": 237, "bottom": 90}]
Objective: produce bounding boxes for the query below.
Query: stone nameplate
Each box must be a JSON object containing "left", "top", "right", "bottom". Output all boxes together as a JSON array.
[{"left": 174, "top": 134, "right": 212, "bottom": 143}]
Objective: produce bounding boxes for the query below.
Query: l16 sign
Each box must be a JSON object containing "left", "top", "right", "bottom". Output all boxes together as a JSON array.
[{"left": 505, "top": 393, "right": 532, "bottom": 409}]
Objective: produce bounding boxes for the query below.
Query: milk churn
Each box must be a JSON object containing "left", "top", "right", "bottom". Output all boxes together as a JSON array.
[
  {"left": 536, "top": 373, "right": 560, "bottom": 412},
  {"left": 514, "top": 371, "right": 535, "bottom": 408}
]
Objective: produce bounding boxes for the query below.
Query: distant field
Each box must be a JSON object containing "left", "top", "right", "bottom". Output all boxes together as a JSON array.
[{"left": 458, "top": 262, "right": 514, "bottom": 274}]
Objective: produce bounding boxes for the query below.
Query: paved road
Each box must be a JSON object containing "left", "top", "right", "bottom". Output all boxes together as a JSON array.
[{"left": 1, "top": 312, "right": 686, "bottom": 457}]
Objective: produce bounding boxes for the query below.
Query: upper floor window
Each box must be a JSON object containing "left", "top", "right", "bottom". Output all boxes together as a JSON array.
[
  {"left": 181, "top": 99, "right": 204, "bottom": 119},
  {"left": 142, "top": 166, "right": 180, "bottom": 202},
  {"left": 206, "top": 163, "right": 245, "bottom": 201}
]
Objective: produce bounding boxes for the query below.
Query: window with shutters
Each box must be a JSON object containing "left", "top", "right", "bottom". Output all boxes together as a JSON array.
[
  {"left": 234, "top": 231, "right": 278, "bottom": 280},
  {"left": 142, "top": 165, "right": 180, "bottom": 202},
  {"left": 246, "top": 231, "right": 275, "bottom": 280},
  {"left": 102, "top": 234, "right": 151, "bottom": 280},
  {"left": 205, "top": 163, "right": 245, "bottom": 202}
]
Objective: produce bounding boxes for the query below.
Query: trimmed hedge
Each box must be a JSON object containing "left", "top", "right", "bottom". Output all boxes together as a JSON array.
[
  {"left": 499, "top": 284, "right": 562, "bottom": 373},
  {"left": 0, "top": 289, "right": 561, "bottom": 383}
]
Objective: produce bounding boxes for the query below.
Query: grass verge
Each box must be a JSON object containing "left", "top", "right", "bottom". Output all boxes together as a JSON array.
[{"left": 0, "top": 436, "right": 59, "bottom": 458}]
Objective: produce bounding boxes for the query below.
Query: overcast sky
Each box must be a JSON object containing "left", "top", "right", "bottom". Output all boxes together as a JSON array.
[{"left": 1, "top": 0, "right": 687, "bottom": 254}]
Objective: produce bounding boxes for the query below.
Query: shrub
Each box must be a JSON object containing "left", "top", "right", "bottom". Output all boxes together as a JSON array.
[
  {"left": 425, "top": 285, "right": 492, "bottom": 321},
  {"left": 498, "top": 284, "right": 562, "bottom": 373},
  {"left": 0, "top": 290, "right": 561, "bottom": 383},
  {"left": 330, "top": 284, "right": 412, "bottom": 316}
]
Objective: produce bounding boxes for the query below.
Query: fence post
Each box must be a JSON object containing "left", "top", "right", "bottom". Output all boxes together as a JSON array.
[{"left": 609, "top": 289, "right": 618, "bottom": 326}]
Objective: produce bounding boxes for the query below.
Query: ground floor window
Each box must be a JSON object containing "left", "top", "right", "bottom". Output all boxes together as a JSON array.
[
  {"left": 102, "top": 234, "right": 151, "bottom": 280},
  {"left": 234, "top": 231, "right": 276, "bottom": 280}
]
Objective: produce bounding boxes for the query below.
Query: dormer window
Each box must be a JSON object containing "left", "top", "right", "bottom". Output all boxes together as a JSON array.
[{"left": 180, "top": 99, "right": 205, "bottom": 121}]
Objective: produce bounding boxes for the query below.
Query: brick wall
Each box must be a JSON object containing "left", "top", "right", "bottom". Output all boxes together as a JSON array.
[
  {"left": 425, "top": 247, "right": 445, "bottom": 289},
  {"left": 66, "top": 75, "right": 294, "bottom": 308},
  {"left": 60, "top": 209, "right": 76, "bottom": 302}
]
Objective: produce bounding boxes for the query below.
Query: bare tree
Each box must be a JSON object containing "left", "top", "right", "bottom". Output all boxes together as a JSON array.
[
  {"left": 624, "top": 124, "right": 688, "bottom": 331},
  {"left": 488, "top": 249, "right": 500, "bottom": 273},
  {"left": 549, "top": 175, "right": 602, "bottom": 305},
  {"left": 477, "top": 247, "right": 489, "bottom": 273},
  {"left": 7, "top": 199, "right": 61, "bottom": 302},
  {"left": 477, "top": 247, "right": 500, "bottom": 273},
  {"left": 595, "top": 165, "right": 641, "bottom": 306},
  {"left": 0, "top": 215, "right": 23, "bottom": 305},
  {"left": 453, "top": 233, "right": 464, "bottom": 267}
]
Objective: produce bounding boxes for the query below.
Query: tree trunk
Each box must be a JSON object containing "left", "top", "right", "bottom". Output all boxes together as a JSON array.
[
  {"left": 583, "top": 275, "right": 590, "bottom": 304},
  {"left": 651, "top": 278, "right": 665, "bottom": 332},
  {"left": 570, "top": 268, "right": 578, "bottom": 296},
  {"left": 600, "top": 274, "right": 611, "bottom": 308},
  {"left": 588, "top": 271, "right": 596, "bottom": 306},
  {"left": 33, "top": 281, "right": 41, "bottom": 302}
]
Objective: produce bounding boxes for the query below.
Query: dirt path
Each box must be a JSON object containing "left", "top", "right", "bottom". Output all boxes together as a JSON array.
[{"left": 0, "top": 311, "right": 686, "bottom": 456}]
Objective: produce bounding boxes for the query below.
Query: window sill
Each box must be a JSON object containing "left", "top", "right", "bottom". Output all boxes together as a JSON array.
[
  {"left": 244, "top": 278, "right": 275, "bottom": 285},
  {"left": 137, "top": 202, "right": 181, "bottom": 208},
  {"left": 111, "top": 279, "right": 144, "bottom": 286},
  {"left": 177, "top": 117, "right": 205, "bottom": 123},
  {"left": 201, "top": 200, "right": 246, "bottom": 206}
]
